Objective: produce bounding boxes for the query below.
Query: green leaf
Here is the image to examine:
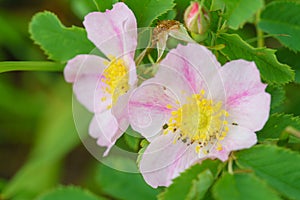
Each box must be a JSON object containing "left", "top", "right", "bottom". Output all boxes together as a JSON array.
[
  {"left": 216, "top": 33, "right": 294, "bottom": 84},
  {"left": 212, "top": 173, "right": 281, "bottom": 200},
  {"left": 95, "top": 157, "right": 159, "bottom": 200},
  {"left": 93, "top": 0, "right": 119, "bottom": 12},
  {"left": 211, "top": 0, "right": 225, "bottom": 11},
  {"left": 36, "top": 186, "right": 106, "bottom": 200},
  {"left": 276, "top": 48, "right": 300, "bottom": 84},
  {"left": 158, "top": 159, "right": 221, "bottom": 200},
  {"left": 258, "top": 1, "right": 300, "bottom": 52},
  {"left": 124, "top": 0, "right": 175, "bottom": 27},
  {"left": 186, "top": 170, "right": 214, "bottom": 200},
  {"left": 0, "top": 61, "right": 64, "bottom": 73},
  {"left": 221, "top": 0, "right": 263, "bottom": 29},
  {"left": 266, "top": 85, "right": 285, "bottom": 112},
  {"left": 29, "top": 11, "right": 95, "bottom": 62},
  {"left": 236, "top": 145, "right": 300, "bottom": 200},
  {"left": 258, "top": 113, "right": 300, "bottom": 141},
  {"left": 173, "top": 0, "right": 190, "bottom": 19},
  {"left": 124, "top": 126, "right": 142, "bottom": 152}
]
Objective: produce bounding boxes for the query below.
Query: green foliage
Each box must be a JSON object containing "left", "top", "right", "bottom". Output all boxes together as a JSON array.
[
  {"left": 95, "top": 158, "right": 159, "bottom": 200},
  {"left": 266, "top": 85, "right": 285, "bottom": 112},
  {"left": 259, "top": 1, "right": 300, "bottom": 52},
  {"left": 124, "top": 127, "right": 142, "bottom": 152},
  {"left": 29, "top": 11, "right": 95, "bottom": 62},
  {"left": 236, "top": 145, "right": 300, "bottom": 200},
  {"left": 258, "top": 113, "right": 300, "bottom": 141},
  {"left": 36, "top": 186, "right": 106, "bottom": 200},
  {"left": 186, "top": 170, "right": 214, "bottom": 200},
  {"left": 212, "top": 173, "right": 281, "bottom": 200},
  {"left": 221, "top": 0, "right": 263, "bottom": 29},
  {"left": 93, "top": 0, "right": 119, "bottom": 12},
  {"left": 276, "top": 48, "right": 300, "bottom": 84},
  {"left": 216, "top": 33, "right": 295, "bottom": 84},
  {"left": 158, "top": 160, "right": 221, "bottom": 200},
  {"left": 124, "top": 0, "right": 175, "bottom": 27}
]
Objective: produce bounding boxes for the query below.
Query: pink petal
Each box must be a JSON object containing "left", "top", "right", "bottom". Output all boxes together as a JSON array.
[
  {"left": 220, "top": 60, "right": 271, "bottom": 131},
  {"left": 123, "top": 55, "right": 138, "bottom": 86},
  {"left": 228, "top": 92, "right": 270, "bottom": 131},
  {"left": 210, "top": 125, "right": 257, "bottom": 162},
  {"left": 128, "top": 83, "right": 177, "bottom": 140},
  {"left": 89, "top": 110, "right": 124, "bottom": 156},
  {"left": 64, "top": 54, "right": 106, "bottom": 83},
  {"left": 64, "top": 55, "right": 111, "bottom": 113},
  {"left": 83, "top": 2, "right": 137, "bottom": 58},
  {"left": 159, "top": 43, "right": 222, "bottom": 96},
  {"left": 139, "top": 133, "right": 199, "bottom": 188},
  {"left": 112, "top": 90, "right": 131, "bottom": 133},
  {"left": 147, "top": 65, "right": 195, "bottom": 104}
]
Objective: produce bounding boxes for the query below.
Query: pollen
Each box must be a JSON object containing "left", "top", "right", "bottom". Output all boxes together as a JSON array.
[
  {"left": 163, "top": 90, "right": 229, "bottom": 155},
  {"left": 101, "top": 57, "right": 129, "bottom": 107},
  {"left": 166, "top": 104, "right": 173, "bottom": 109}
]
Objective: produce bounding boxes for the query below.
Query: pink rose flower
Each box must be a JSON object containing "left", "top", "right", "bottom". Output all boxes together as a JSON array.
[
  {"left": 64, "top": 2, "right": 137, "bottom": 155},
  {"left": 128, "top": 43, "right": 270, "bottom": 188}
]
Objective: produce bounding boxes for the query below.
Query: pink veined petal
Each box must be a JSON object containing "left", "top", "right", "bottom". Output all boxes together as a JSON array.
[
  {"left": 89, "top": 110, "right": 124, "bottom": 156},
  {"left": 83, "top": 2, "right": 137, "bottom": 59},
  {"left": 64, "top": 54, "right": 111, "bottom": 113},
  {"left": 219, "top": 60, "right": 271, "bottom": 131},
  {"left": 139, "top": 133, "right": 199, "bottom": 188},
  {"left": 209, "top": 125, "right": 257, "bottom": 162},
  {"left": 228, "top": 92, "right": 270, "bottom": 132},
  {"left": 159, "top": 43, "right": 222, "bottom": 97},
  {"left": 128, "top": 83, "right": 178, "bottom": 141}
]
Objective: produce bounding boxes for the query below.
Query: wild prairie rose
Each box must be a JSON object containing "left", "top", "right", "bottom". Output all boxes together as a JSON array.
[
  {"left": 128, "top": 43, "right": 270, "bottom": 188},
  {"left": 64, "top": 3, "right": 137, "bottom": 155}
]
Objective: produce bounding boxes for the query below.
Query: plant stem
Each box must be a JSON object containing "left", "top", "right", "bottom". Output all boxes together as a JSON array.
[
  {"left": 0, "top": 61, "right": 64, "bottom": 73},
  {"left": 228, "top": 155, "right": 234, "bottom": 174},
  {"left": 256, "top": 10, "right": 264, "bottom": 48}
]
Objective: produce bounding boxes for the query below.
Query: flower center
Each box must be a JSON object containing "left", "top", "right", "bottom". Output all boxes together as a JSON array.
[
  {"left": 101, "top": 57, "right": 129, "bottom": 109},
  {"left": 164, "top": 90, "right": 229, "bottom": 154}
]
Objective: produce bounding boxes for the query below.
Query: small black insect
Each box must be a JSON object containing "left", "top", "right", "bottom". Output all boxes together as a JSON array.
[
  {"left": 163, "top": 124, "right": 168, "bottom": 129},
  {"left": 232, "top": 122, "right": 238, "bottom": 126}
]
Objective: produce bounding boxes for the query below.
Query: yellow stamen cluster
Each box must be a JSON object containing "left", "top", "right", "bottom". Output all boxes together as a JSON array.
[
  {"left": 163, "top": 90, "right": 229, "bottom": 154},
  {"left": 101, "top": 57, "right": 129, "bottom": 108}
]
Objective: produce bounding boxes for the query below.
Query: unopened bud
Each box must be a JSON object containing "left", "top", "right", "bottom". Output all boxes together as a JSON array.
[{"left": 184, "top": 2, "right": 210, "bottom": 35}]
